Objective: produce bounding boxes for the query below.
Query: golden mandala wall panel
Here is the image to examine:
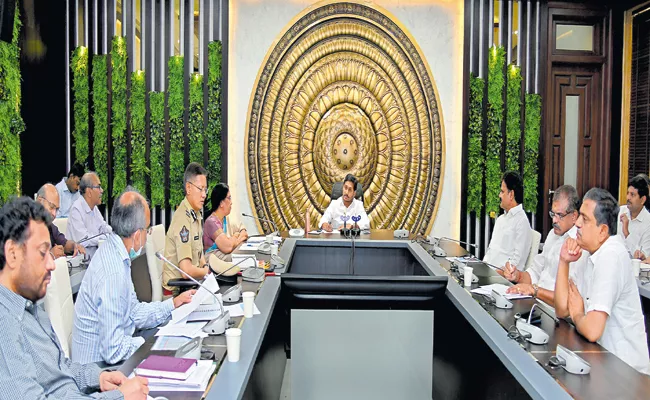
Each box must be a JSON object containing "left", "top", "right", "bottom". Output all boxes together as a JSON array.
[{"left": 245, "top": 1, "right": 444, "bottom": 235}]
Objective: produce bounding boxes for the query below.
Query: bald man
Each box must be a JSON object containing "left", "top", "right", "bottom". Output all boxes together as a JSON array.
[
  {"left": 36, "top": 184, "right": 85, "bottom": 259},
  {"left": 72, "top": 187, "right": 194, "bottom": 365}
]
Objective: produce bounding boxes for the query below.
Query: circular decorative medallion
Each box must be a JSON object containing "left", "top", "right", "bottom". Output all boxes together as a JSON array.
[{"left": 245, "top": 1, "right": 444, "bottom": 235}]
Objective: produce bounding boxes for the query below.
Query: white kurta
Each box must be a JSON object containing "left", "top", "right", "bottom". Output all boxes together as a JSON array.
[
  {"left": 617, "top": 205, "right": 650, "bottom": 257},
  {"left": 527, "top": 226, "right": 578, "bottom": 291},
  {"left": 318, "top": 197, "right": 370, "bottom": 230},
  {"left": 483, "top": 204, "right": 532, "bottom": 268}
]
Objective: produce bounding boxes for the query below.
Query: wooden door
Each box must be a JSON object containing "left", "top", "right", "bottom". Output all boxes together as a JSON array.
[{"left": 542, "top": 2, "right": 612, "bottom": 235}]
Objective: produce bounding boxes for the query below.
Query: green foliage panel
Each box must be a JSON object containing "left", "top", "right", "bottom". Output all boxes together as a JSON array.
[
  {"left": 486, "top": 46, "right": 505, "bottom": 216},
  {"left": 207, "top": 41, "right": 222, "bottom": 191},
  {"left": 524, "top": 94, "right": 541, "bottom": 213},
  {"left": 468, "top": 74, "right": 484, "bottom": 214},
  {"left": 189, "top": 73, "right": 204, "bottom": 166},
  {"left": 150, "top": 92, "right": 165, "bottom": 207},
  {"left": 0, "top": 5, "right": 23, "bottom": 204},
  {"left": 71, "top": 46, "right": 89, "bottom": 165},
  {"left": 111, "top": 36, "right": 127, "bottom": 198},
  {"left": 130, "top": 70, "right": 147, "bottom": 195},
  {"left": 168, "top": 56, "right": 185, "bottom": 207},
  {"left": 506, "top": 65, "right": 522, "bottom": 173},
  {"left": 92, "top": 55, "right": 108, "bottom": 201}
]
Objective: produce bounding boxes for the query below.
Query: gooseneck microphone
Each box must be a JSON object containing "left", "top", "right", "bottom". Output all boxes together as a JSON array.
[
  {"left": 155, "top": 252, "right": 231, "bottom": 335},
  {"left": 242, "top": 213, "right": 279, "bottom": 235},
  {"left": 439, "top": 237, "right": 478, "bottom": 249},
  {"left": 77, "top": 232, "right": 108, "bottom": 244}
]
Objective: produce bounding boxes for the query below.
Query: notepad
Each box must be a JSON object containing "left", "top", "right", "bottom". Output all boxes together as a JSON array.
[
  {"left": 135, "top": 355, "right": 198, "bottom": 381},
  {"left": 471, "top": 283, "right": 531, "bottom": 300}
]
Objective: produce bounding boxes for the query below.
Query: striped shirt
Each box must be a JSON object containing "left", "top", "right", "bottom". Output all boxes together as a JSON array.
[
  {"left": 72, "top": 233, "right": 174, "bottom": 365},
  {"left": 0, "top": 284, "right": 123, "bottom": 399}
]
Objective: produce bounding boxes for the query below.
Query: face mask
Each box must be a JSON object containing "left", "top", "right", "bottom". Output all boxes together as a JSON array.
[{"left": 129, "top": 231, "right": 143, "bottom": 260}]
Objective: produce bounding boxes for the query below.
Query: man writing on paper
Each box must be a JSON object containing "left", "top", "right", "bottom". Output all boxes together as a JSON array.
[
  {"left": 319, "top": 174, "right": 370, "bottom": 232},
  {"left": 163, "top": 163, "right": 210, "bottom": 296},
  {"left": 0, "top": 197, "right": 149, "bottom": 399},
  {"left": 555, "top": 188, "right": 649, "bottom": 374},
  {"left": 67, "top": 172, "right": 113, "bottom": 259},
  {"left": 36, "top": 183, "right": 86, "bottom": 259},
  {"left": 484, "top": 171, "right": 532, "bottom": 270},
  {"left": 501, "top": 185, "right": 580, "bottom": 305},
  {"left": 618, "top": 175, "right": 650, "bottom": 260},
  {"left": 72, "top": 188, "right": 195, "bottom": 365}
]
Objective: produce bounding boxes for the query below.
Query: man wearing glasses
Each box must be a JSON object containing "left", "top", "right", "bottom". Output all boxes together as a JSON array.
[
  {"left": 71, "top": 188, "right": 194, "bottom": 364},
  {"left": 500, "top": 185, "right": 583, "bottom": 305},
  {"left": 67, "top": 172, "right": 113, "bottom": 259},
  {"left": 162, "top": 163, "right": 210, "bottom": 296},
  {"left": 36, "top": 183, "right": 86, "bottom": 258}
]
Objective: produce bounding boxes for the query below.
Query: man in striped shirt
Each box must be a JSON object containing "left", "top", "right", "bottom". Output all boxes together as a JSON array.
[
  {"left": 0, "top": 196, "right": 149, "bottom": 399},
  {"left": 72, "top": 188, "right": 194, "bottom": 365}
]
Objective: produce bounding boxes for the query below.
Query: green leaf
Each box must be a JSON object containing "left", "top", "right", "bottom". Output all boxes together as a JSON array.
[
  {"left": 111, "top": 36, "right": 127, "bottom": 198},
  {"left": 71, "top": 46, "right": 89, "bottom": 165},
  {"left": 207, "top": 41, "right": 222, "bottom": 192},
  {"left": 149, "top": 92, "right": 165, "bottom": 207},
  {"left": 92, "top": 55, "right": 108, "bottom": 202},
  {"left": 486, "top": 45, "right": 505, "bottom": 215},
  {"left": 524, "top": 94, "right": 541, "bottom": 213},
  {"left": 168, "top": 56, "right": 185, "bottom": 207},
  {"left": 506, "top": 64, "right": 522, "bottom": 173},
  {"left": 467, "top": 74, "right": 485, "bottom": 214},
  {"left": 130, "top": 70, "right": 147, "bottom": 195},
  {"left": 189, "top": 73, "right": 204, "bottom": 167}
]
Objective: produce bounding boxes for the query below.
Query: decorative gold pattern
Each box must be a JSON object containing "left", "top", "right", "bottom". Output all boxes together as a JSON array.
[{"left": 245, "top": 1, "right": 444, "bottom": 234}]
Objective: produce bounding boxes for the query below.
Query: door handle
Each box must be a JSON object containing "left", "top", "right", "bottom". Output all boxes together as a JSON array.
[{"left": 548, "top": 189, "right": 555, "bottom": 196}]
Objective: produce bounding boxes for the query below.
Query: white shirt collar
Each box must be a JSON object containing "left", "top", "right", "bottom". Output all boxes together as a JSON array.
[
  {"left": 80, "top": 196, "right": 93, "bottom": 214},
  {"left": 588, "top": 235, "right": 617, "bottom": 266},
  {"left": 60, "top": 177, "right": 71, "bottom": 193},
  {"left": 505, "top": 204, "right": 523, "bottom": 218},
  {"left": 634, "top": 206, "right": 650, "bottom": 223}
]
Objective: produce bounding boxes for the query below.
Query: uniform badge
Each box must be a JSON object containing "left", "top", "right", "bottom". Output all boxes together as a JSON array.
[{"left": 180, "top": 226, "right": 190, "bottom": 243}]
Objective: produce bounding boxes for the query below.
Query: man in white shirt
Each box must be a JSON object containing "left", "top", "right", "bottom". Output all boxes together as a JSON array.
[
  {"left": 67, "top": 172, "right": 113, "bottom": 259},
  {"left": 618, "top": 175, "right": 650, "bottom": 260},
  {"left": 54, "top": 163, "right": 85, "bottom": 218},
  {"left": 319, "top": 174, "right": 370, "bottom": 231},
  {"left": 484, "top": 171, "right": 532, "bottom": 269},
  {"left": 501, "top": 185, "right": 580, "bottom": 305},
  {"left": 555, "top": 188, "right": 649, "bottom": 374}
]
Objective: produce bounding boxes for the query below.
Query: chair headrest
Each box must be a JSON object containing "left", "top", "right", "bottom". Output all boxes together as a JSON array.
[{"left": 331, "top": 181, "right": 363, "bottom": 200}]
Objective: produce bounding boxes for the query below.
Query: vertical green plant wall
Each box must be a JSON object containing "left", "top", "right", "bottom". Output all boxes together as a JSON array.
[
  {"left": 150, "top": 92, "right": 165, "bottom": 207},
  {"left": 506, "top": 64, "right": 522, "bottom": 173},
  {"left": 92, "top": 55, "right": 108, "bottom": 199},
  {"left": 468, "top": 74, "right": 484, "bottom": 214},
  {"left": 486, "top": 45, "right": 505, "bottom": 216},
  {"left": 524, "top": 94, "right": 541, "bottom": 213},
  {"left": 207, "top": 41, "right": 222, "bottom": 190},
  {"left": 189, "top": 73, "right": 204, "bottom": 165},
  {"left": 130, "top": 70, "right": 147, "bottom": 195},
  {"left": 111, "top": 36, "right": 127, "bottom": 198},
  {"left": 0, "top": 5, "right": 23, "bottom": 204},
  {"left": 168, "top": 56, "right": 185, "bottom": 207},
  {"left": 71, "top": 46, "right": 89, "bottom": 165}
]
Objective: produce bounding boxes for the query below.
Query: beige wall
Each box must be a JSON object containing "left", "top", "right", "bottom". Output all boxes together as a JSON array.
[{"left": 228, "top": 0, "right": 464, "bottom": 238}]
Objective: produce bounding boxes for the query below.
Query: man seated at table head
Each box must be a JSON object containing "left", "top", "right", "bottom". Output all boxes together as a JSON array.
[
  {"left": 36, "top": 183, "right": 86, "bottom": 259},
  {"left": 72, "top": 187, "right": 195, "bottom": 365},
  {"left": 0, "top": 196, "right": 149, "bottom": 399},
  {"left": 618, "top": 175, "right": 650, "bottom": 260},
  {"left": 67, "top": 172, "right": 113, "bottom": 259},
  {"left": 319, "top": 174, "right": 370, "bottom": 232},
  {"left": 501, "top": 185, "right": 580, "bottom": 305},
  {"left": 55, "top": 162, "right": 85, "bottom": 218},
  {"left": 483, "top": 171, "right": 532, "bottom": 270},
  {"left": 203, "top": 183, "right": 248, "bottom": 261},
  {"left": 555, "top": 188, "right": 649, "bottom": 374},
  {"left": 637, "top": 173, "right": 650, "bottom": 210},
  {"left": 162, "top": 162, "right": 210, "bottom": 296}
]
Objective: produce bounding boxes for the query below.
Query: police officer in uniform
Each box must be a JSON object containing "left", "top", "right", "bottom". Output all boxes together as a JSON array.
[{"left": 162, "top": 163, "right": 210, "bottom": 296}]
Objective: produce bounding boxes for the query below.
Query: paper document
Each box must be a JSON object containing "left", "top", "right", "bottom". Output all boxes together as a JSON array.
[
  {"left": 239, "top": 243, "right": 260, "bottom": 251},
  {"left": 471, "top": 283, "right": 531, "bottom": 300},
  {"left": 171, "top": 274, "right": 219, "bottom": 324},
  {"left": 232, "top": 255, "right": 257, "bottom": 269},
  {"left": 135, "top": 361, "right": 216, "bottom": 392},
  {"left": 224, "top": 302, "right": 261, "bottom": 318},
  {"left": 155, "top": 321, "right": 207, "bottom": 338},
  {"left": 151, "top": 336, "right": 192, "bottom": 351},
  {"left": 187, "top": 302, "right": 224, "bottom": 322},
  {"left": 247, "top": 236, "right": 283, "bottom": 244}
]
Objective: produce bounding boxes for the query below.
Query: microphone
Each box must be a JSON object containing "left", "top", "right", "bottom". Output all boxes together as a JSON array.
[
  {"left": 213, "top": 255, "right": 256, "bottom": 277},
  {"left": 242, "top": 213, "right": 279, "bottom": 236},
  {"left": 440, "top": 237, "right": 478, "bottom": 249},
  {"left": 77, "top": 231, "right": 108, "bottom": 245},
  {"left": 155, "top": 252, "right": 230, "bottom": 335}
]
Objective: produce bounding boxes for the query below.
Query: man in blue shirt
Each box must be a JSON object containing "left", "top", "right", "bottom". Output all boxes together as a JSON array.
[
  {"left": 55, "top": 163, "right": 85, "bottom": 218},
  {"left": 72, "top": 188, "right": 195, "bottom": 365},
  {"left": 0, "top": 196, "right": 149, "bottom": 399}
]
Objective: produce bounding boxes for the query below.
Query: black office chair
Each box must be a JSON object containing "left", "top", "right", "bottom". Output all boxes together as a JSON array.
[{"left": 331, "top": 181, "right": 363, "bottom": 201}]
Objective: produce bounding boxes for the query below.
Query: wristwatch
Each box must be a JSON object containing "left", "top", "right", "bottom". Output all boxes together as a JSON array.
[{"left": 532, "top": 284, "right": 539, "bottom": 298}]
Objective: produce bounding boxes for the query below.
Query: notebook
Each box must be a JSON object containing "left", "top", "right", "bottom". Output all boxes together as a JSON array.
[{"left": 135, "top": 355, "right": 198, "bottom": 381}]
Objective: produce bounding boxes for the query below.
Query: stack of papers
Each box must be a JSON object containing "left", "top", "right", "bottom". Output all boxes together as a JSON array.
[
  {"left": 224, "top": 302, "right": 261, "bottom": 317},
  {"left": 170, "top": 274, "right": 219, "bottom": 324},
  {"left": 133, "top": 360, "right": 216, "bottom": 392},
  {"left": 471, "top": 283, "right": 531, "bottom": 300},
  {"left": 155, "top": 321, "right": 207, "bottom": 338}
]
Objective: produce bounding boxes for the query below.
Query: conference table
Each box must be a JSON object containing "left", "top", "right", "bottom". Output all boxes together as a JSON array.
[{"left": 116, "top": 230, "right": 650, "bottom": 400}]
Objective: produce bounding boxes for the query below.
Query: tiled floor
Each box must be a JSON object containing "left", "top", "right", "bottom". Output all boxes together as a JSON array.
[{"left": 279, "top": 359, "right": 291, "bottom": 399}]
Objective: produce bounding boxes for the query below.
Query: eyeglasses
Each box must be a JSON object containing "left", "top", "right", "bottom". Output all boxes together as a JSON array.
[
  {"left": 39, "top": 196, "right": 60, "bottom": 214},
  {"left": 549, "top": 210, "right": 571, "bottom": 220},
  {"left": 188, "top": 181, "right": 208, "bottom": 195},
  {"left": 226, "top": 196, "right": 232, "bottom": 202},
  {"left": 88, "top": 184, "right": 103, "bottom": 190}
]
